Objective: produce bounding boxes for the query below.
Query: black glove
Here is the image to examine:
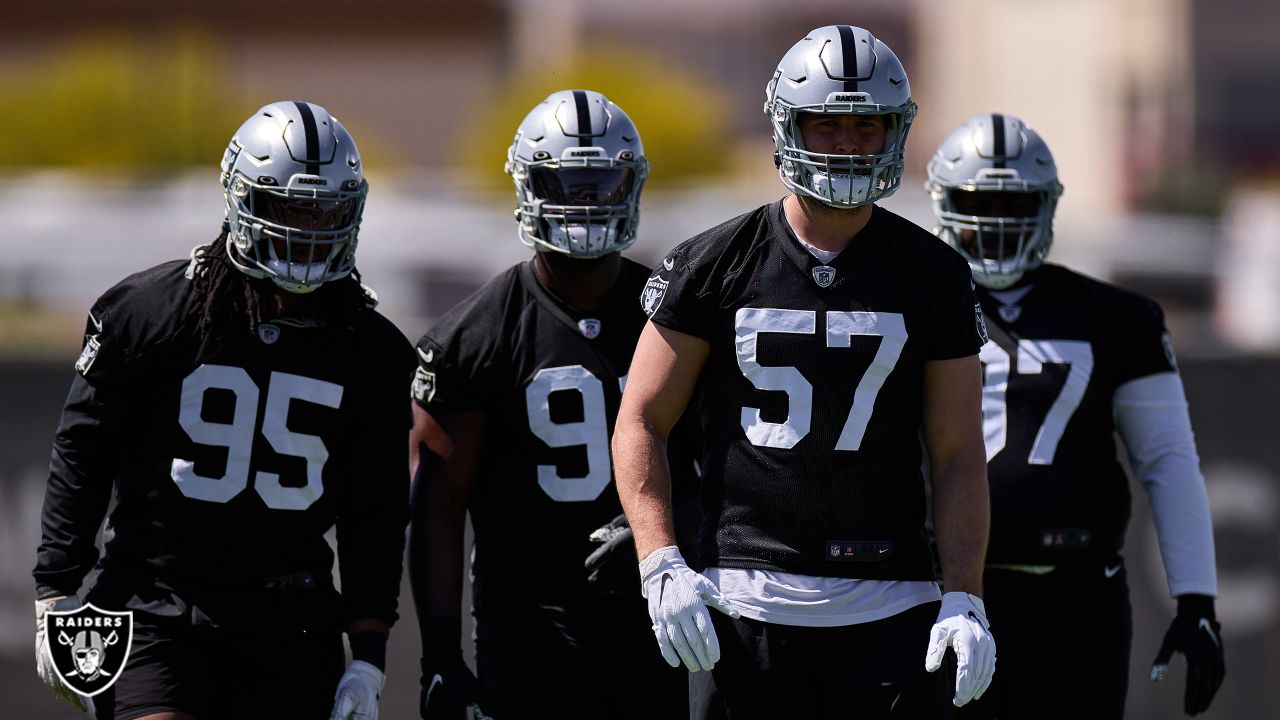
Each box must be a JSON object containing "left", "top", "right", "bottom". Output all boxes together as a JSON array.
[
  {"left": 584, "top": 513, "right": 637, "bottom": 596},
  {"left": 1150, "top": 594, "right": 1225, "bottom": 716},
  {"left": 420, "top": 617, "right": 485, "bottom": 720}
]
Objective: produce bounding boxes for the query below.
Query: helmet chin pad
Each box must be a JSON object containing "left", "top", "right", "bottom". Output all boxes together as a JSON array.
[{"left": 810, "top": 172, "right": 874, "bottom": 208}]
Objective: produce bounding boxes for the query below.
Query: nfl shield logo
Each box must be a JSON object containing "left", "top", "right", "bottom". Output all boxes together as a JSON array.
[
  {"left": 257, "top": 323, "right": 281, "bottom": 345},
  {"left": 578, "top": 318, "right": 602, "bottom": 339},
  {"left": 411, "top": 366, "right": 437, "bottom": 403},
  {"left": 642, "top": 276, "right": 669, "bottom": 317},
  {"left": 997, "top": 305, "right": 1021, "bottom": 323},
  {"left": 46, "top": 604, "right": 133, "bottom": 698},
  {"left": 812, "top": 265, "right": 837, "bottom": 288}
]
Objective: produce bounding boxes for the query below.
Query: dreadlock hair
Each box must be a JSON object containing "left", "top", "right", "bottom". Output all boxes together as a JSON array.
[{"left": 190, "top": 227, "right": 373, "bottom": 338}]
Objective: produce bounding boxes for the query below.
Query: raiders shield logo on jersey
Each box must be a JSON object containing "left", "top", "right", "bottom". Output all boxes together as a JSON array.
[
  {"left": 578, "top": 318, "right": 602, "bottom": 339},
  {"left": 75, "top": 335, "right": 100, "bottom": 376},
  {"left": 974, "top": 303, "right": 989, "bottom": 343},
  {"left": 45, "top": 604, "right": 133, "bottom": 697},
  {"left": 411, "top": 366, "right": 437, "bottom": 403},
  {"left": 997, "top": 304, "right": 1021, "bottom": 323},
  {"left": 642, "top": 276, "right": 669, "bottom": 317},
  {"left": 811, "top": 265, "right": 837, "bottom": 288}
]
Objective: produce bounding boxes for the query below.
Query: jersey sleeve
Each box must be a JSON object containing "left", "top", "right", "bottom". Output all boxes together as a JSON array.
[
  {"left": 412, "top": 310, "right": 506, "bottom": 412},
  {"left": 921, "top": 246, "right": 987, "bottom": 360},
  {"left": 643, "top": 247, "right": 717, "bottom": 340},
  {"left": 336, "top": 316, "right": 415, "bottom": 627},
  {"left": 1114, "top": 296, "right": 1177, "bottom": 384},
  {"left": 34, "top": 292, "right": 136, "bottom": 598}
]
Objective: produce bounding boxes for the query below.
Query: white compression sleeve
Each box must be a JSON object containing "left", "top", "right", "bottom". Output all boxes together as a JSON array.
[{"left": 1113, "top": 372, "right": 1218, "bottom": 597}]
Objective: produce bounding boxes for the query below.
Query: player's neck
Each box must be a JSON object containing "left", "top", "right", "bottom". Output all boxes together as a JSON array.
[
  {"left": 532, "top": 251, "right": 622, "bottom": 313},
  {"left": 783, "top": 194, "right": 874, "bottom": 254}
]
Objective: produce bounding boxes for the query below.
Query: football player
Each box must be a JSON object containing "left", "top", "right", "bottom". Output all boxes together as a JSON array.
[
  {"left": 613, "top": 25, "right": 996, "bottom": 719},
  {"left": 928, "top": 113, "right": 1224, "bottom": 719},
  {"left": 32, "top": 101, "right": 412, "bottom": 719},
  {"left": 410, "top": 90, "right": 693, "bottom": 719}
]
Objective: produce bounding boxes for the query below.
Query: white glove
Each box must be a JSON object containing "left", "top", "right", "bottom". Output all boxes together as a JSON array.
[
  {"left": 329, "top": 660, "right": 385, "bottom": 720},
  {"left": 925, "top": 591, "right": 996, "bottom": 707},
  {"left": 639, "top": 546, "right": 740, "bottom": 672},
  {"left": 34, "top": 596, "right": 88, "bottom": 712}
]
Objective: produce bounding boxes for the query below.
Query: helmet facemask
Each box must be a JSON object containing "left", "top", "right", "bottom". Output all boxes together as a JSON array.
[
  {"left": 928, "top": 172, "right": 1062, "bottom": 289},
  {"left": 225, "top": 174, "right": 366, "bottom": 294},
  {"left": 769, "top": 90, "right": 916, "bottom": 209}
]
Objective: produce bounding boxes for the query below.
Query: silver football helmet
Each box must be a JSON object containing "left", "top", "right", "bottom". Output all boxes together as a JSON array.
[
  {"left": 926, "top": 113, "right": 1063, "bottom": 289},
  {"left": 505, "top": 90, "right": 648, "bottom": 258},
  {"left": 220, "top": 100, "right": 368, "bottom": 294},
  {"left": 765, "top": 25, "right": 917, "bottom": 208}
]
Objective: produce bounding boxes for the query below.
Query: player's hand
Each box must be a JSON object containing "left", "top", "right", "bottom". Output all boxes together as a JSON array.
[
  {"left": 1151, "top": 594, "right": 1225, "bottom": 715},
  {"left": 925, "top": 591, "right": 995, "bottom": 707},
  {"left": 585, "top": 513, "right": 636, "bottom": 596},
  {"left": 420, "top": 656, "right": 485, "bottom": 720},
  {"left": 329, "top": 660, "right": 384, "bottom": 720},
  {"left": 640, "top": 545, "right": 740, "bottom": 673},
  {"left": 34, "top": 596, "right": 88, "bottom": 712}
]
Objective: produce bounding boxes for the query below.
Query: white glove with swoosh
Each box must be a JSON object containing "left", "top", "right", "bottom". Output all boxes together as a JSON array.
[
  {"left": 329, "top": 660, "right": 384, "bottom": 720},
  {"left": 640, "top": 546, "right": 740, "bottom": 672},
  {"left": 925, "top": 591, "right": 996, "bottom": 706}
]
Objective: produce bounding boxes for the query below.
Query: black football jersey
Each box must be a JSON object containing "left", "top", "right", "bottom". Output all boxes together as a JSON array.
[
  {"left": 414, "top": 258, "right": 691, "bottom": 607},
  {"left": 646, "top": 200, "right": 985, "bottom": 580},
  {"left": 34, "top": 260, "right": 414, "bottom": 627},
  {"left": 977, "top": 263, "right": 1176, "bottom": 564}
]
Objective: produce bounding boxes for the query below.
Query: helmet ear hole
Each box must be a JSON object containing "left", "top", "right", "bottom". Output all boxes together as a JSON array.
[{"left": 532, "top": 150, "right": 552, "bottom": 161}]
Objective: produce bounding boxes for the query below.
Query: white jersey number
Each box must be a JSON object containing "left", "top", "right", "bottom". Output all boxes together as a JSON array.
[
  {"left": 525, "top": 365, "right": 614, "bottom": 502},
  {"left": 980, "top": 339, "right": 1094, "bottom": 464},
  {"left": 172, "top": 364, "right": 343, "bottom": 510},
  {"left": 735, "top": 309, "right": 907, "bottom": 451}
]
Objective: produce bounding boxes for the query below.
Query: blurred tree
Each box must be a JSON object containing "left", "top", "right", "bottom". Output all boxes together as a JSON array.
[
  {"left": 456, "top": 44, "right": 732, "bottom": 191},
  {"left": 0, "top": 31, "right": 243, "bottom": 169}
]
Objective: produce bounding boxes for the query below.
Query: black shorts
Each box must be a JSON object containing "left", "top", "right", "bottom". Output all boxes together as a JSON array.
[
  {"left": 91, "top": 612, "right": 345, "bottom": 720},
  {"left": 474, "top": 595, "right": 687, "bottom": 720},
  {"left": 690, "top": 601, "right": 952, "bottom": 720},
  {"left": 957, "top": 560, "right": 1132, "bottom": 720}
]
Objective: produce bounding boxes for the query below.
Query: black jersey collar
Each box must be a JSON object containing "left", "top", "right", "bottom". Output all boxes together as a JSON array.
[
  {"left": 519, "top": 258, "right": 635, "bottom": 333},
  {"left": 769, "top": 198, "right": 885, "bottom": 278}
]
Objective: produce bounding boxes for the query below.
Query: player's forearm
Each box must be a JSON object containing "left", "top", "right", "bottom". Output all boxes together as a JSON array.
[
  {"left": 613, "top": 416, "right": 677, "bottom": 559},
  {"left": 932, "top": 446, "right": 989, "bottom": 596},
  {"left": 409, "top": 473, "right": 467, "bottom": 624}
]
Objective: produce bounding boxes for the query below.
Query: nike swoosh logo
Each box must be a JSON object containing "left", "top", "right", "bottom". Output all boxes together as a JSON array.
[
  {"left": 417, "top": 347, "right": 434, "bottom": 364},
  {"left": 878, "top": 547, "right": 890, "bottom": 554},
  {"left": 1199, "top": 618, "right": 1221, "bottom": 648},
  {"left": 663, "top": 256, "right": 675, "bottom": 271},
  {"left": 1104, "top": 563, "right": 1122, "bottom": 578},
  {"left": 660, "top": 573, "right": 673, "bottom": 602},
  {"left": 88, "top": 313, "right": 103, "bottom": 332},
  {"left": 426, "top": 673, "right": 444, "bottom": 700}
]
